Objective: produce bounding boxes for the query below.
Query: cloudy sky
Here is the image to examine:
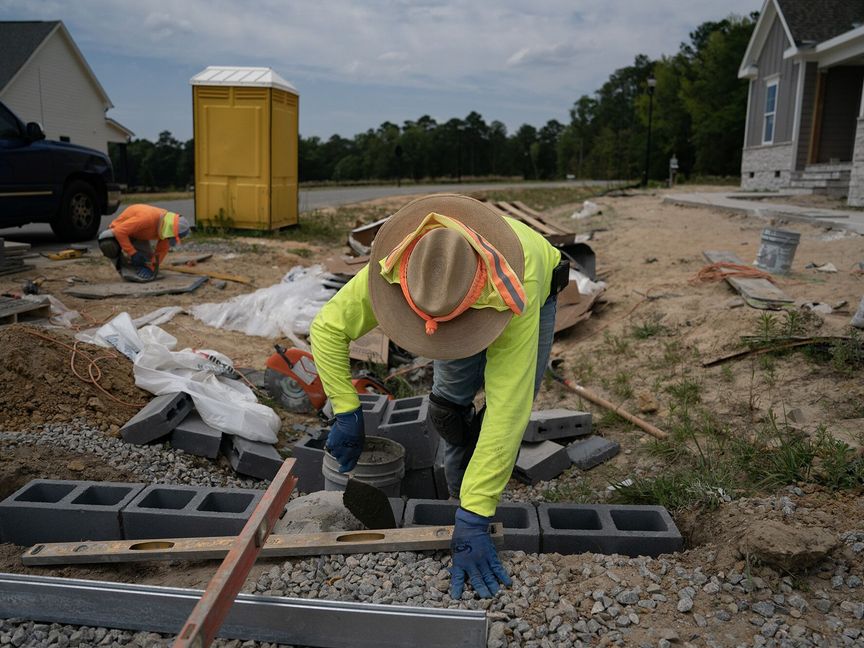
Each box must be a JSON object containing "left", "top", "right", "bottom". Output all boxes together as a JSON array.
[{"left": 1, "top": 0, "right": 760, "bottom": 142}]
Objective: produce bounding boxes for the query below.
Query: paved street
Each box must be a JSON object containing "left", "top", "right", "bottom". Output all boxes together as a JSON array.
[{"left": 0, "top": 180, "right": 609, "bottom": 252}]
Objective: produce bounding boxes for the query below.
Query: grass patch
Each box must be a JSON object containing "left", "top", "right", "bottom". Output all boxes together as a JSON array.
[
  {"left": 122, "top": 191, "right": 192, "bottom": 204},
  {"left": 603, "top": 331, "right": 631, "bottom": 355},
  {"left": 612, "top": 372, "right": 633, "bottom": 399},
  {"left": 631, "top": 320, "right": 666, "bottom": 340},
  {"left": 666, "top": 378, "right": 702, "bottom": 405},
  {"left": 541, "top": 479, "right": 596, "bottom": 503},
  {"left": 470, "top": 185, "right": 607, "bottom": 212}
]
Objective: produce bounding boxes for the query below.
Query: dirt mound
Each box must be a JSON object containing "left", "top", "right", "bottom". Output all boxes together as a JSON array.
[{"left": 0, "top": 326, "right": 148, "bottom": 432}]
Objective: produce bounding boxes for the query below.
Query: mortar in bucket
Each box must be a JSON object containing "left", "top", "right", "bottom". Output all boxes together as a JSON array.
[
  {"left": 323, "top": 436, "right": 406, "bottom": 496},
  {"left": 755, "top": 228, "right": 800, "bottom": 275}
]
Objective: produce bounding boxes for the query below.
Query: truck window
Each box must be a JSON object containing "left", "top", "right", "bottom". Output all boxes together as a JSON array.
[{"left": 0, "top": 104, "right": 22, "bottom": 139}]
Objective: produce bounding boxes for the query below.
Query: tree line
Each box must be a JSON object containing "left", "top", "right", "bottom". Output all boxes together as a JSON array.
[{"left": 111, "top": 12, "right": 755, "bottom": 189}]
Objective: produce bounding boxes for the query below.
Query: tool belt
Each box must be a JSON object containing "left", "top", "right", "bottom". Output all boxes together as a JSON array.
[{"left": 550, "top": 258, "right": 570, "bottom": 296}]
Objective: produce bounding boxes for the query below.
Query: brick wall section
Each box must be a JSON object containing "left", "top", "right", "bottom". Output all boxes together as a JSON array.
[
  {"left": 740, "top": 143, "right": 796, "bottom": 190},
  {"left": 848, "top": 119, "right": 864, "bottom": 207}
]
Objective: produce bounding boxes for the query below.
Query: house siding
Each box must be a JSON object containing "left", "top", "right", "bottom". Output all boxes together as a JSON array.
[
  {"left": 746, "top": 18, "right": 797, "bottom": 148},
  {"left": 816, "top": 66, "right": 864, "bottom": 163},
  {"left": 0, "top": 29, "right": 114, "bottom": 153},
  {"left": 795, "top": 62, "right": 818, "bottom": 170},
  {"left": 849, "top": 118, "right": 864, "bottom": 206}
]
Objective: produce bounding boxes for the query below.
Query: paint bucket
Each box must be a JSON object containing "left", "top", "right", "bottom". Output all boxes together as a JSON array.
[
  {"left": 852, "top": 296, "right": 864, "bottom": 329},
  {"left": 754, "top": 228, "right": 801, "bottom": 275},
  {"left": 323, "top": 436, "right": 406, "bottom": 497}
]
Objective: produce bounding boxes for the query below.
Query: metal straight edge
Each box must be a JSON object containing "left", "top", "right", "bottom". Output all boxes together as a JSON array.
[
  {"left": 174, "top": 458, "right": 298, "bottom": 648},
  {"left": 0, "top": 573, "right": 488, "bottom": 648}
]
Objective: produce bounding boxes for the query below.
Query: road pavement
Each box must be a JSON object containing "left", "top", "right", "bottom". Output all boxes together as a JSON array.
[{"left": 0, "top": 180, "right": 610, "bottom": 252}]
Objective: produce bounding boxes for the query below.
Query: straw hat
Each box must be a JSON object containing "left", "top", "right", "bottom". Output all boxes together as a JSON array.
[{"left": 368, "top": 194, "right": 524, "bottom": 359}]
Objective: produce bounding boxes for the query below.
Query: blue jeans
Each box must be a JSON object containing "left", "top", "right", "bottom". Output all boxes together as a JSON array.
[{"left": 432, "top": 295, "right": 558, "bottom": 498}]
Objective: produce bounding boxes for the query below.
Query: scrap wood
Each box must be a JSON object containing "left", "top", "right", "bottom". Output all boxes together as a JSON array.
[
  {"left": 169, "top": 253, "right": 214, "bottom": 266},
  {"left": 703, "top": 335, "right": 859, "bottom": 367},
  {"left": 690, "top": 261, "right": 776, "bottom": 285},
  {"left": 550, "top": 371, "right": 668, "bottom": 440},
  {"left": 701, "top": 251, "right": 793, "bottom": 310},
  {"left": 22, "top": 524, "right": 505, "bottom": 566},
  {"left": 167, "top": 266, "right": 253, "bottom": 285}
]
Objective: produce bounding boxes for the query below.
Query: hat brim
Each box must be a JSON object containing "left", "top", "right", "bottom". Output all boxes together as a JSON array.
[{"left": 369, "top": 194, "right": 524, "bottom": 360}]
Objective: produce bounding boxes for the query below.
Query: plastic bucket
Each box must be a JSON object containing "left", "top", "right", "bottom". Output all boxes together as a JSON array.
[
  {"left": 852, "top": 296, "right": 864, "bottom": 329},
  {"left": 755, "top": 228, "right": 801, "bottom": 275},
  {"left": 323, "top": 436, "right": 405, "bottom": 497}
]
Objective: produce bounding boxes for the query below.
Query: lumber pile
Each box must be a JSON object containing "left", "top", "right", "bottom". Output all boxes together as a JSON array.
[{"left": 0, "top": 239, "right": 33, "bottom": 276}]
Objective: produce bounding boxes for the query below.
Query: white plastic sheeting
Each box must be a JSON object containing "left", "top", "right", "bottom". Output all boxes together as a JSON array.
[
  {"left": 190, "top": 266, "right": 336, "bottom": 349},
  {"left": 75, "top": 312, "right": 279, "bottom": 443}
]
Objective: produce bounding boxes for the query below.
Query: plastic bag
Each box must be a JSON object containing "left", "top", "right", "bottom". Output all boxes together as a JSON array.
[
  {"left": 46, "top": 295, "right": 81, "bottom": 328},
  {"left": 76, "top": 312, "right": 144, "bottom": 360},
  {"left": 571, "top": 200, "right": 601, "bottom": 220},
  {"left": 190, "top": 265, "right": 336, "bottom": 348}
]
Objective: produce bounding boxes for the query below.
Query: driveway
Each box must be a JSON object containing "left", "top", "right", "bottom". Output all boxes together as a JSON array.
[{"left": 0, "top": 180, "right": 611, "bottom": 252}]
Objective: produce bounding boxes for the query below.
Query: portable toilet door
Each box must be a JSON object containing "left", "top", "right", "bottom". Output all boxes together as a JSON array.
[{"left": 190, "top": 66, "right": 299, "bottom": 230}]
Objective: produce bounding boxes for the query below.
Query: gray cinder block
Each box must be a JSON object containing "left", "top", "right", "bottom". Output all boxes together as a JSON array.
[
  {"left": 0, "top": 479, "right": 145, "bottom": 546},
  {"left": 405, "top": 499, "right": 540, "bottom": 553},
  {"left": 538, "top": 503, "right": 683, "bottom": 557},
  {"left": 222, "top": 435, "right": 285, "bottom": 481},
  {"left": 122, "top": 484, "right": 263, "bottom": 539},
  {"left": 389, "top": 497, "right": 406, "bottom": 527},
  {"left": 400, "top": 468, "right": 437, "bottom": 499},
  {"left": 513, "top": 441, "right": 570, "bottom": 484},
  {"left": 290, "top": 432, "right": 329, "bottom": 493},
  {"left": 170, "top": 411, "right": 223, "bottom": 458},
  {"left": 121, "top": 392, "right": 193, "bottom": 445},
  {"left": 523, "top": 409, "right": 592, "bottom": 443},
  {"left": 358, "top": 393, "right": 390, "bottom": 432},
  {"left": 567, "top": 436, "right": 620, "bottom": 470},
  {"left": 376, "top": 396, "right": 439, "bottom": 470}
]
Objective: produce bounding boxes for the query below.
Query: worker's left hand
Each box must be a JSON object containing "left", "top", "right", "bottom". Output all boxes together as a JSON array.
[
  {"left": 326, "top": 408, "right": 365, "bottom": 473},
  {"left": 450, "top": 507, "right": 511, "bottom": 599}
]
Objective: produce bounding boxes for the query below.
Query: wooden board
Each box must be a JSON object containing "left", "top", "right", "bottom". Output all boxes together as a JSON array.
[
  {"left": 166, "top": 265, "right": 253, "bottom": 285},
  {"left": 0, "top": 264, "right": 33, "bottom": 277},
  {"left": 349, "top": 327, "right": 390, "bottom": 364},
  {"left": 64, "top": 274, "right": 207, "bottom": 299},
  {"left": 169, "top": 253, "right": 214, "bottom": 266},
  {"left": 21, "top": 524, "right": 505, "bottom": 566},
  {"left": 703, "top": 251, "right": 794, "bottom": 310},
  {"left": 0, "top": 296, "right": 50, "bottom": 325}
]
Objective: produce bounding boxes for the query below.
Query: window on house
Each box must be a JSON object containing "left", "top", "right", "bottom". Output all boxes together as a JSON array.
[
  {"left": 763, "top": 79, "right": 778, "bottom": 144},
  {"left": 59, "top": 136, "right": 70, "bottom": 142}
]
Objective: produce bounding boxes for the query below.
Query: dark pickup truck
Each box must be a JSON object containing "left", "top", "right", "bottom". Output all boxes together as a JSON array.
[{"left": 0, "top": 99, "right": 121, "bottom": 241}]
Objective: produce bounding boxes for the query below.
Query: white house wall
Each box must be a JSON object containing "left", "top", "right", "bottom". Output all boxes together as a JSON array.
[
  {"left": 849, "top": 117, "right": 864, "bottom": 206},
  {"left": 0, "top": 29, "right": 114, "bottom": 153}
]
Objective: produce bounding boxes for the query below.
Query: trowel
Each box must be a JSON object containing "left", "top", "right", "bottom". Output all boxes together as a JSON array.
[{"left": 343, "top": 478, "right": 397, "bottom": 530}]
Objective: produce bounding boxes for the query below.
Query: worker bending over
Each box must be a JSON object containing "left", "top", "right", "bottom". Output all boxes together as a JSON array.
[
  {"left": 310, "top": 194, "right": 568, "bottom": 599},
  {"left": 98, "top": 204, "right": 190, "bottom": 281}
]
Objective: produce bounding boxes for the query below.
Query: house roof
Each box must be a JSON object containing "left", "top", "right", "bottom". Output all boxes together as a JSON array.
[
  {"left": 0, "top": 21, "right": 60, "bottom": 90},
  {"left": 776, "top": 0, "right": 864, "bottom": 45}
]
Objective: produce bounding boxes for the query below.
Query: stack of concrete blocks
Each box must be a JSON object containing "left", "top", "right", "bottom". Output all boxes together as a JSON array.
[
  {"left": 537, "top": 503, "right": 683, "bottom": 557},
  {"left": 371, "top": 395, "right": 447, "bottom": 499},
  {"left": 514, "top": 409, "right": 619, "bottom": 483},
  {"left": 120, "top": 392, "right": 194, "bottom": 444},
  {"left": 404, "top": 499, "right": 541, "bottom": 553},
  {"left": 220, "top": 435, "right": 285, "bottom": 481}
]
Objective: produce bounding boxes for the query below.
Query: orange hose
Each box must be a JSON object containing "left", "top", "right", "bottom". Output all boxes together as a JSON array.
[{"left": 689, "top": 262, "right": 775, "bottom": 285}]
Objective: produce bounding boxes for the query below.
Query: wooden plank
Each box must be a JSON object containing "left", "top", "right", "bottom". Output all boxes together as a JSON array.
[
  {"left": 65, "top": 274, "right": 207, "bottom": 299},
  {"left": 169, "top": 253, "right": 214, "bottom": 266},
  {"left": 0, "top": 297, "right": 51, "bottom": 325},
  {"left": 166, "top": 265, "right": 253, "bottom": 285},
  {"left": 22, "top": 524, "right": 505, "bottom": 567},
  {"left": 702, "top": 251, "right": 794, "bottom": 309},
  {"left": 493, "top": 202, "right": 574, "bottom": 245}
]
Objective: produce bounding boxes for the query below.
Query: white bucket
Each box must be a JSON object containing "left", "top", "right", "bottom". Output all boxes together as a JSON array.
[
  {"left": 322, "top": 436, "right": 405, "bottom": 497},
  {"left": 755, "top": 228, "right": 801, "bottom": 275}
]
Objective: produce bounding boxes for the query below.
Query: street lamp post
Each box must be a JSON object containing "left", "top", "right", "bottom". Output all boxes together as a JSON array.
[{"left": 643, "top": 73, "right": 656, "bottom": 187}]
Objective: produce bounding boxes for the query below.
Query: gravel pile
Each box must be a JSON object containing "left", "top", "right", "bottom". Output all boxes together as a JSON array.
[{"left": 0, "top": 423, "right": 264, "bottom": 490}]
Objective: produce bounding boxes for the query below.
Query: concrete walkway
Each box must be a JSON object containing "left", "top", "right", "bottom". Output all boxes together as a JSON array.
[{"left": 664, "top": 191, "right": 864, "bottom": 234}]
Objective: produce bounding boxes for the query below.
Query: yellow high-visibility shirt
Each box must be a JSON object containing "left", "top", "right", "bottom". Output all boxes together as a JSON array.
[{"left": 309, "top": 216, "right": 561, "bottom": 516}]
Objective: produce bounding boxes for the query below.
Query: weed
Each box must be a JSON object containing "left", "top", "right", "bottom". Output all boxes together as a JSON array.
[
  {"left": 612, "top": 372, "right": 634, "bottom": 399},
  {"left": 603, "top": 331, "right": 630, "bottom": 355},
  {"left": 760, "top": 355, "right": 777, "bottom": 387},
  {"left": 666, "top": 378, "right": 702, "bottom": 405},
  {"left": 286, "top": 247, "right": 313, "bottom": 258},
  {"left": 598, "top": 409, "right": 626, "bottom": 428},
  {"left": 812, "top": 427, "right": 864, "bottom": 490},
  {"left": 783, "top": 310, "right": 805, "bottom": 337},
  {"left": 541, "top": 479, "right": 596, "bottom": 503},
  {"left": 660, "top": 340, "right": 684, "bottom": 367},
  {"left": 608, "top": 466, "right": 735, "bottom": 510},
  {"left": 756, "top": 313, "right": 778, "bottom": 342},
  {"left": 632, "top": 319, "right": 666, "bottom": 340},
  {"left": 720, "top": 364, "right": 734, "bottom": 383},
  {"left": 830, "top": 331, "right": 864, "bottom": 375}
]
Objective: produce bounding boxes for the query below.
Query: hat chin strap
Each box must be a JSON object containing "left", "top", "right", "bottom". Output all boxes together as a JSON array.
[{"left": 398, "top": 237, "right": 487, "bottom": 335}]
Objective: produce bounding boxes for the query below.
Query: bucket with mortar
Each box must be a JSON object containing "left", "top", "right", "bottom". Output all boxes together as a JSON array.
[
  {"left": 755, "top": 228, "right": 801, "bottom": 275},
  {"left": 322, "top": 436, "right": 406, "bottom": 496}
]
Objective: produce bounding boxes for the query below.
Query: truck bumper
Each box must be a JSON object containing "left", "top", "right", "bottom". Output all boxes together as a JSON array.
[{"left": 106, "top": 184, "right": 122, "bottom": 214}]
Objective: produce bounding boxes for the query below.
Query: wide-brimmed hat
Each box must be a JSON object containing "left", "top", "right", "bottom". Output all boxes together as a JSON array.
[{"left": 369, "top": 194, "right": 524, "bottom": 359}]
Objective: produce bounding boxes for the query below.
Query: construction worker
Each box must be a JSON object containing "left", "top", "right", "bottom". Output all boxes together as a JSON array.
[
  {"left": 97, "top": 204, "right": 191, "bottom": 281},
  {"left": 310, "top": 194, "right": 569, "bottom": 599}
]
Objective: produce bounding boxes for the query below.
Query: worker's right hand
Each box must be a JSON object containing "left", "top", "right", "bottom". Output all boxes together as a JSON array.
[
  {"left": 131, "top": 252, "right": 150, "bottom": 268},
  {"left": 450, "top": 507, "right": 511, "bottom": 599},
  {"left": 326, "top": 408, "right": 365, "bottom": 473}
]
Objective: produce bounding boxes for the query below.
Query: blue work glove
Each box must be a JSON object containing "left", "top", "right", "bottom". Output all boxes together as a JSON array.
[
  {"left": 326, "top": 408, "right": 365, "bottom": 473},
  {"left": 131, "top": 252, "right": 150, "bottom": 268},
  {"left": 450, "top": 507, "right": 511, "bottom": 599},
  {"left": 135, "top": 266, "right": 155, "bottom": 281}
]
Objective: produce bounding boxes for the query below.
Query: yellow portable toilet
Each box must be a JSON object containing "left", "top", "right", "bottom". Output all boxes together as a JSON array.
[{"left": 190, "top": 66, "right": 299, "bottom": 230}]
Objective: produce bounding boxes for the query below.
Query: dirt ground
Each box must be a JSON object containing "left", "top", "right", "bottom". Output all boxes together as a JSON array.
[{"left": 0, "top": 185, "right": 862, "bottom": 639}]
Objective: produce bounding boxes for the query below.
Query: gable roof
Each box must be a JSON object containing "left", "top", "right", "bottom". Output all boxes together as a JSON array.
[
  {"left": 0, "top": 21, "right": 60, "bottom": 90},
  {"left": 777, "top": 0, "right": 864, "bottom": 45}
]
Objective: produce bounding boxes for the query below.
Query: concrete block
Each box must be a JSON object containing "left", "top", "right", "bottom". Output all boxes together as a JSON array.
[
  {"left": 169, "top": 411, "right": 222, "bottom": 458},
  {"left": 120, "top": 392, "right": 193, "bottom": 445},
  {"left": 0, "top": 479, "right": 144, "bottom": 546},
  {"left": 405, "top": 499, "right": 540, "bottom": 553},
  {"left": 122, "top": 484, "right": 263, "bottom": 539},
  {"left": 538, "top": 504, "right": 683, "bottom": 557},
  {"left": 566, "top": 436, "right": 620, "bottom": 470},
  {"left": 376, "top": 396, "right": 439, "bottom": 470},
  {"left": 433, "top": 463, "right": 449, "bottom": 499},
  {"left": 290, "top": 432, "right": 329, "bottom": 493},
  {"left": 389, "top": 497, "right": 406, "bottom": 527},
  {"left": 358, "top": 393, "right": 390, "bottom": 432},
  {"left": 513, "top": 441, "right": 570, "bottom": 484},
  {"left": 222, "top": 435, "right": 285, "bottom": 481},
  {"left": 523, "top": 409, "right": 592, "bottom": 442},
  {"left": 400, "top": 468, "right": 437, "bottom": 499}
]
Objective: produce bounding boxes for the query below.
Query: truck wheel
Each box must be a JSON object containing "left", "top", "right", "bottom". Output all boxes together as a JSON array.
[{"left": 51, "top": 180, "right": 101, "bottom": 242}]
